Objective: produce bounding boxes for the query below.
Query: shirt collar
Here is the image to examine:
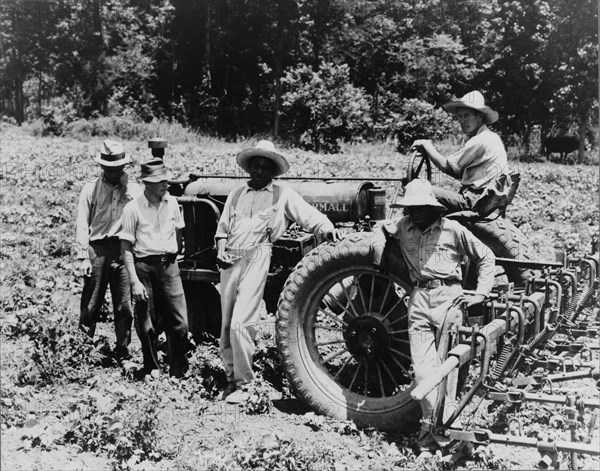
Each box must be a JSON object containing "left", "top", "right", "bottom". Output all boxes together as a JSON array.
[
  {"left": 141, "top": 192, "right": 167, "bottom": 207},
  {"left": 407, "top": 216, "right": 443, "bottom": 234},
  {"left": 244, "top": 181, "right": 274, "bottom": 194},
  {"left": 476, "top": 124, "right": 489, "bottom": 136}
]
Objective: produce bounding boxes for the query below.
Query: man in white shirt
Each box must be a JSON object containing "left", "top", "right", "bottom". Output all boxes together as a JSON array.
[
  {"left": 120, "top": 158, "right": 190, "bottom": 378},
  {"left": 75, "top": 140, "right": 142, "bottom": 361},
  {"left": 411, "top": 91, "right": 510, "bottom": 214},
  {"left": 215, "top": 140, "right": 341, "bottom": 402}
]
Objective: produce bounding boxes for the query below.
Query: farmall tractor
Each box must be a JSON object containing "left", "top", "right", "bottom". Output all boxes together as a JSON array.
[{"left": 153, "top": 139, "right": 599, "bottom": 465}]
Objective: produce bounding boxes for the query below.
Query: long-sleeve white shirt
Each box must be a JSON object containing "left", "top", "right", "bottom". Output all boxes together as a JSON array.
[{"left": 215, "top": 181, "right": 334, "bottom": 261}]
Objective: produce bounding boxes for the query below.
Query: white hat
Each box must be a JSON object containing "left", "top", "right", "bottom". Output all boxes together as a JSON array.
[
  {"left": 443, "top": 91, "right": 499, "bottom": 124},
  {"left": 396, "top": 179, "right": 447, "bottom": 210},
  {"left": 237, "top": 140, "right": 290, "bottom": 176},
  {"left": 95, "top": 140, "right": 131, "bottom": 167}
]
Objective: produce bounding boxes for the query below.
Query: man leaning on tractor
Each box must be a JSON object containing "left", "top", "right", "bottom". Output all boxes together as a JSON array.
[
  {"left": 373, "top": 179, "right": 495, "bottom": 458},
  {"left": 75, "top": 140, "right": 142, "bottom": 361},
  {"left": 214, "top": 140, "right": 342, "bottom": 403}
]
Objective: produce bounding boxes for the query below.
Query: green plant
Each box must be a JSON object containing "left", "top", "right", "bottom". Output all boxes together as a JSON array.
[
  {"left": 8, "top": 313, "right": 114, "bottom": 386},
  {"left": 282, "top": 62, "right": 372, "bottom": 153},
  {"left": 63, "top": 387, "right": 163, "bottom": 469},
  {"left": 0, "top": 385, "right": 28, "bottom": 429},
  {"left": 204, "top": 431, "right": 336, "bottom": 470},
  {"left": 243, "top": 376, "right": 274, "bottom": 415}
]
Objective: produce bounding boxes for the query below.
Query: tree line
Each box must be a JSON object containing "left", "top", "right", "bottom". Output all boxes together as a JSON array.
[{"left": 0, "top": 0, "right": 597, "bottom": 154}]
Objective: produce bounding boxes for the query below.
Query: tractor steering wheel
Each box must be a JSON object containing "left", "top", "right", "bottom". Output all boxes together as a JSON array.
[{"left": 406, "top": 150, "right": 432, "bottom": 182}]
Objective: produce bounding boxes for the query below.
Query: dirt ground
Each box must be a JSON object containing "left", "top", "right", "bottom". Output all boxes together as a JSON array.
[{"left": 1, "top": 125, "right": 599, "bottom": 470}]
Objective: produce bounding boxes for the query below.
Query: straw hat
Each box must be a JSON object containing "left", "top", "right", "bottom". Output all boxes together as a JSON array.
[
  {"left": 96, "top": 140, "right": 131, "bottom": 167},
  {"left": 396, "top": 179, "right": 447, "bottom": 210},
  {"left": 443, "top": 91, "right": 499, "bottom": 124},
  {"left": 140, "top": 158, "right": 172, "bottom": 183},
  {"left": 237, "top": 140, "right": 290, "bottom": 176}
]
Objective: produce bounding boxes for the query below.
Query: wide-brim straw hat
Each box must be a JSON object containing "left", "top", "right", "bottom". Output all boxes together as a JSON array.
[
  {"left": 443, "top": 91, "right": 499, "bottom": 125},
  {"left": 396, "top": 179, "right": 447, "bottom": 210},
  {"left": 140, "top": 158, "right": 172, "bottom": 182},
  {"left": 95, "top": 139, "right": 131, "bottom": 167},
  {"left": 237, "top": 140, "right": 290, "bottom": 177}
]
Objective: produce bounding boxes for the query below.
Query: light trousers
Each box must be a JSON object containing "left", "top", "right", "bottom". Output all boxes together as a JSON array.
[
  {"left": 408, "top": 283, "right": 463, "bottom": 425},
  {"left": 219, "top": 244, "right": 271, "bottom": 387}
]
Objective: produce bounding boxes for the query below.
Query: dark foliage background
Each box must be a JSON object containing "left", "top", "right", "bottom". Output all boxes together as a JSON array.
[{"left": 0, "top": 0, "right": 597, "bottom": 154}]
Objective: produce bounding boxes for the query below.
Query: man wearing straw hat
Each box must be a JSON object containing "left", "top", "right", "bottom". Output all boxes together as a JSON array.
[
  {"left": 373, "top": 179, "right": 495, "bottom": 457},
  {"left": 120, "top": 158, "right": 191, "bottom": 378},
  {"left": 76, "top": 139, "right": 142, "bottom": 361},
  {"left": 215, "top": 140, "right": 341, "bottom": 403},
  {"left": 411, "top": 91, "right": 511, "bottom": 214}
]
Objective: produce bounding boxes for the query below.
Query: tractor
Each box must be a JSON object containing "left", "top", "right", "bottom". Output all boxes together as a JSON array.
[{"left": 156, "top": 139, "right": 599, "bottom": 465}]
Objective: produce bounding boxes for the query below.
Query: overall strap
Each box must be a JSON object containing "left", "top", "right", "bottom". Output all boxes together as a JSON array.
[{"left": 266, "top": 183, "right": 283, "bottom": 242}]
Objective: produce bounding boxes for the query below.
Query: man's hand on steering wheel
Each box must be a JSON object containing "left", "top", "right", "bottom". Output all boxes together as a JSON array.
[{"left": 410, "top": 139, "right": 436, "bottom": 158}]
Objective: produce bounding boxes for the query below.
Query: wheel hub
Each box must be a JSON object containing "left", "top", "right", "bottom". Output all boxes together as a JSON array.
[{"left": 344, "top": 315, "right": 390, "bottom": 360}]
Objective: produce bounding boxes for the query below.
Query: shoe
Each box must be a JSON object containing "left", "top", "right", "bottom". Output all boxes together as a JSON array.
[
  {"left": 225, "top": 389, "right": 250, "bottom": 404},
  {"left": 217, "top": 383, "right": 236, "bottom": 401},
  {"left": 417, "top": 450, "right": 435, "bottom": 461}
]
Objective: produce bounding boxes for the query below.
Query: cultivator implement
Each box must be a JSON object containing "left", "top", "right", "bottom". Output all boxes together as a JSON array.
[{"left": 412, "top": 253, "right": 600, "bottom": 467}]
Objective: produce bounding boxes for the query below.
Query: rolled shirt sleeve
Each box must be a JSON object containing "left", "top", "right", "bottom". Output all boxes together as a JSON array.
[{"left": 281, "top": 187, "right": 334, "bottom": 241}]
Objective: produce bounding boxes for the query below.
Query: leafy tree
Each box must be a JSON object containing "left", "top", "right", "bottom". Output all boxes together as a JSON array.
[
  {"left": 0, "top": 0, "right": 60, "bottom": 123},
  {"left": 546, "top": 0, "right": 598, "bottom": 161},
  {"left": 281, "top": 61, "right": 371, "bottom": 152},
  {"left": 478, "top": 0, "right": 555, "bottom": 147}
]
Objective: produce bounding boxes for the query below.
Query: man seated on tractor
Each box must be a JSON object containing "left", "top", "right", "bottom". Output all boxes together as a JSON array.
[
  {"left": 214, "top": 140, "right": 341, "bottom": 403},
  {"left": 411, "top": 90, "right": 511, "bottom": 215},
  {"left": 374, "top": 179, "right": 495, "bottom": 458}
]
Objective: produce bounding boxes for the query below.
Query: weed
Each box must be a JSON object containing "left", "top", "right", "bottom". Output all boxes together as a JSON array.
[
  {"left": 203, "top": 431, "right": 336, "bottom": 470},
  {"left": 63, "top": 386, "right": 164, "bottom": 469},
  {"left": 0, "top": 386, "right": 28, "bottom": 429},
  {"left": 7, "top": 312, "right": 114, "bottom": 386},
  {"left": 243, "top": 376, "right": 274, "bottom": 415}
]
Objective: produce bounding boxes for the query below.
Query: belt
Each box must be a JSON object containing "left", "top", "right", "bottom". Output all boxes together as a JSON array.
[
  {"left": 135, "top": 253, "right": 177, "bottom": 265},
  {"left": 90, "top": 237, "right": 121, "bottom": 246},
  {"left": 415, "top": 279, "right": 460, "bottom": 289}
]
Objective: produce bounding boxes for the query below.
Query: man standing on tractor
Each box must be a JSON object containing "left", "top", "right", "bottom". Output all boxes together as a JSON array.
[
  {"left": 215, "top": 140, "right": 341, "bottom": 403},
  {"left": 411, "top": 91, "right": 511, "bottom": 214},
  {"left": 75, "top": 139, "right": 142, "bottom": 362},
  {"left": 374, "top": 179, "right": 495, "bottom": 458}
]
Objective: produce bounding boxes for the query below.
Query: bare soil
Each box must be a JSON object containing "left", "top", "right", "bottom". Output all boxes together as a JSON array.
[{"left": 1, "top": 125, "right": 598, "bottom": 470}]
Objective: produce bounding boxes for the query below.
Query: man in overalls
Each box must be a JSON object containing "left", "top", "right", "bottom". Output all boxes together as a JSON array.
[{"left": 215, "top": 140, "right": 340, "bottom": 403}]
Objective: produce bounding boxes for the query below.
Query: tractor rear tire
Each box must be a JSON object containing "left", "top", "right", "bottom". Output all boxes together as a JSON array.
[
  {"left": 468, "top": 218, "right": 534, "bottom": 286},
  {"left": 276, "top": 232, "right": 421, "bottom": 431}
]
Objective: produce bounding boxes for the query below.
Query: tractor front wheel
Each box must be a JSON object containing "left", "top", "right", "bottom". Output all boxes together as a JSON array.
[{"left": 276, "top": 232, "right": 420, "bottom": 431}]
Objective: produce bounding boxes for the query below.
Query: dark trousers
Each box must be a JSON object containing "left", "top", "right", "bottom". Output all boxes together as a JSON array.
[
  {"left": 134, "top": 259, "right": 190, "bottom": 377},
  {"left": 431, "top": 186, "right": 470, "bottom": 214},
  {"left": 79, "top": 243, "right": 133, "bottom": 358}
]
